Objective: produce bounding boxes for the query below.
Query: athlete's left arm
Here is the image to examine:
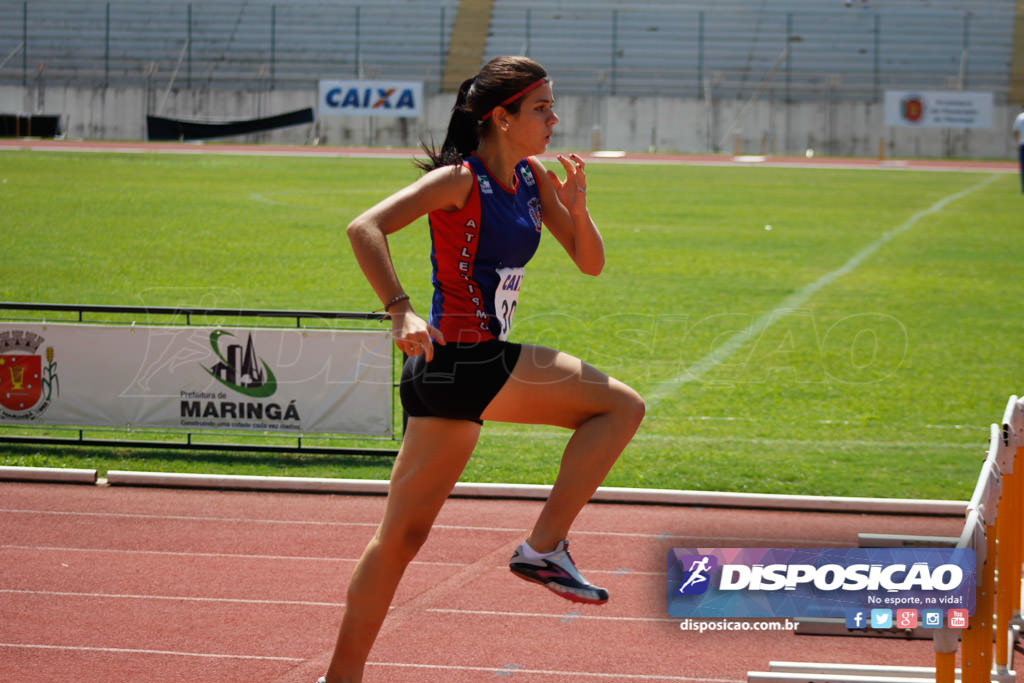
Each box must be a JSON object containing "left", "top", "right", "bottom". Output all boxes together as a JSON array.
[{"left": 530, "top": 154, "right": 605, "bottom": 276}]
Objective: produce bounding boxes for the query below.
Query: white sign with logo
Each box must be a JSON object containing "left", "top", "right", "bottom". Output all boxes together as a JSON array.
[
  {"left": 884, "top": 90, "right": 993, "bottom": 129},
  {"left": 0, "top": 323, "right": 393, "bottom": 436},
  {"left": 318, "top": 80, "right": 423, "bottom": 118}
]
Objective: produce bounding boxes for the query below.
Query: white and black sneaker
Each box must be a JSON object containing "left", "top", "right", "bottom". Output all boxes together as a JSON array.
[{"left": 509, "top": 540, "right": 609, "bottom": 605}]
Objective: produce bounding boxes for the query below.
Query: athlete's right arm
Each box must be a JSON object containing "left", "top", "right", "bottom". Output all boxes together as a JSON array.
[{"left": 346, "top": 164, "right": 473, "bottom": 360}]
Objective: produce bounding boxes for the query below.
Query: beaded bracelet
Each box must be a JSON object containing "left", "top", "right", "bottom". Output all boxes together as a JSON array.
[{"left": 382, "top": 293, "right": 410, "bottom": 313}]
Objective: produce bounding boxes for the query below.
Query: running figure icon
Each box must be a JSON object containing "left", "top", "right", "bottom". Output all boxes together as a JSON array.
[{"left": 678, "top": 556, "right": 713, "bottom": 594}]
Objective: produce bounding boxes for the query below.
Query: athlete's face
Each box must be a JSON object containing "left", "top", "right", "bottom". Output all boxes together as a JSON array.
[{"left": 508, "top": 82, "right": 558, "bottom": 155}]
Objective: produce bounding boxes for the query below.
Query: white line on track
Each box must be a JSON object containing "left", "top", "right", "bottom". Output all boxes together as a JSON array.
[
  {"left": 1, "top": 510, "right": 855, "bottom": 545},
  {"left": 0, "top": 544, "right": 465, "bottom": 567},
  {"left": 0, "top": 507, "right": 520, "bottom": 533},
  {"left": 646, "top": 173, "right": 1001, "bottom": 408},
  {"left": 0, "top": 588, "right": 342, "bottom": 608},
  {"left": 0, "top": 642, "right": 743, "bottom": 681},
  {"left": 0, "top": 642, "right": 303, "bottom": 662},
  {"left": 5, "top": 543, "right": 667, "bottom": 576},
  {"left": 427, "top": 608, "right": 677, "bottom": 623},
  {"left": 0, "top": 507, "right": 384, "bottom": 527},
  {"left": 363, "top": 660, "right": 743, "bottom": 682}
]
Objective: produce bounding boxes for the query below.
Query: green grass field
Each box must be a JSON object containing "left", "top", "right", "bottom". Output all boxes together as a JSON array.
[{"left": 2, "top": 148, "right": 1021, "bottom": 500}]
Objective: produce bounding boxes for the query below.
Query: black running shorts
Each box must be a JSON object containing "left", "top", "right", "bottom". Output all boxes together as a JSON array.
[{"left": 400, "top": 340, "right": 522, "bottom": 423}]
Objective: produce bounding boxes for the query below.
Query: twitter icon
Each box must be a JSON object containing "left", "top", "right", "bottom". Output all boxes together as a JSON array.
[{"left": 871, "top": 609, "right": 893, "bottom": 629}]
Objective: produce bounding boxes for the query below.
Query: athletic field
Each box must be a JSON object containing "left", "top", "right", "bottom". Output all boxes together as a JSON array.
[{"left": 1, "top": 143, "right": 1021, "bottom": 501}]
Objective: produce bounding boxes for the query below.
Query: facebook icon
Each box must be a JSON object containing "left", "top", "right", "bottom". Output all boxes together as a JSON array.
[{"left": 845, "top": 609, "right": 868, "bottom": 630}]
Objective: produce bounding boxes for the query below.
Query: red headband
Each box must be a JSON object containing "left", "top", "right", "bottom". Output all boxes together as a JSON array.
[{"left": 479, "top": 77, "right": 549, "bottom": 122}]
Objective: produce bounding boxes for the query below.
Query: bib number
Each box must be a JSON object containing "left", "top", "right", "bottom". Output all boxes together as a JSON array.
[{"left": 495, "top": 267, "right": 524, "bottom": 341}]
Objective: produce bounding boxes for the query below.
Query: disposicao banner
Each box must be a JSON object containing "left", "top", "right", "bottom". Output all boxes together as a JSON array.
[{"left": 667, "top": 547, "right": 976, "bottom": 623}]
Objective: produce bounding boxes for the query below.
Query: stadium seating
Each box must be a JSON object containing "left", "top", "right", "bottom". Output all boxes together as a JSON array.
[
  {"left": 486, "top": 0, "right": 1015, "bottom": 100},
  {"left": 0, "top": 1, "right": 458, "bottom": 91},
  {"left": 0, "top": 0, "right": 1015, "bottom": 102}
]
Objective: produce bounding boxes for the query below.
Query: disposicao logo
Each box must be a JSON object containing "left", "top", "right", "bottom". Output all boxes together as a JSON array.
[
  {"left": 676, "top": 555, "right": 717, "bottom": 595},
  {"left": 666, "top": 548, "right": 975, "bottom": 619}
]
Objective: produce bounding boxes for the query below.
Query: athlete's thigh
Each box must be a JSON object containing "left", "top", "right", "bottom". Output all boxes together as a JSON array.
[
  {"left": 480, "top": 344, "right": 634, "bottom": 429},
  {"left": 378, "top": 416, "right": 481, "bottom": 536}
]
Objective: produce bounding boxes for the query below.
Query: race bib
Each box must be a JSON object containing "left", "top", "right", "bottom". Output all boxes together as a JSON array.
[{"left": 495, "top": 267, "right": 524, "bottom": 341}]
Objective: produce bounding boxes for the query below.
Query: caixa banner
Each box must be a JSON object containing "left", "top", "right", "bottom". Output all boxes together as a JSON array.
[
  {"left": 667, "top": 547, "right": 975, "bottom": 622},
  {"left": 318, "top": 80, "right": 423, "bottom": 118},
  {"left": 0, "top": 323, "right": 393, "bottom": 436}
]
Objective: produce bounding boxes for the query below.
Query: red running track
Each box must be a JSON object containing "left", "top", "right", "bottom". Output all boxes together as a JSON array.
[{"left": 0, "top": 482, "right": 983, "bottom": 682}]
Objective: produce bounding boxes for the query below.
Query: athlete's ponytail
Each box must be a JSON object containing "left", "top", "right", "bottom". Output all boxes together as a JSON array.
[{"left": 417, "top": 56, "right": 548, "bottom": 172}]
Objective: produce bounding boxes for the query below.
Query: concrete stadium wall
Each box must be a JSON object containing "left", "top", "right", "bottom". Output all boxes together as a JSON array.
[{"left": 0, "top": 85, "right": 1018, "bottom": 160}]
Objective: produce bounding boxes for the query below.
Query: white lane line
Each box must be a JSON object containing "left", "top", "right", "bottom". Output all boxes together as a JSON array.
[
  {"left": 0, "top": 643, "right": 743, "bottom": 681},
  {"left": 0, "top": 642, "right": 303, "bottom": 662},
  {"left": 0, "top": 544, "right": 464, "bottom": 567},
  {"left": 2, "top": 513, "right": 856, "bottom": 546},
  {"left": 647, "top": 173, "right": 1000, "bottom": 407},
  {"left": 2, "top": 509, "right": 856, "bottom": 548},
  {"left": 0, "top": 508, "right": 524, "bottom": 534},
  {"left": 0, "top": 588, "right": 342, "bottom": 608},
  {"left": 427, "top": 608, "right": 676, "bottom": 624},
  {"left": 364, "top": 660, "right": 743, "bottom": 682},
  {"left": 0, "top": 508, "right": 384, "bottom": 526},
  {"left": 4, "top": 543, "right": 666, "bottom": 576}
]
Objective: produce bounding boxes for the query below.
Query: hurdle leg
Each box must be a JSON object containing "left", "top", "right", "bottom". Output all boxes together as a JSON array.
[
  {"left": 982, "top": 530, "right": 998, "bottom": 681},
  {"left": 934, "top": 651, "right": 957, "bottom": 683},
  {"left": 962, "top": 529, "right": 997, "bottom": 683},
  {"left": 1015, "top": 447, "right": 1024, "bottom": 617},
  {"left": 995, "top": 469, "right": 1018, "bottom": 671}
]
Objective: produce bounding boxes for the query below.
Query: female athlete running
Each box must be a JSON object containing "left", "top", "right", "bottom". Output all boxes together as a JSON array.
[{"left": 318, "top": 55, "right": 645, "bottom": 683}]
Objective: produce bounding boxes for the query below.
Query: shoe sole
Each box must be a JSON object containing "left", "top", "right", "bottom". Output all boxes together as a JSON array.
[{"left": 509, "top": 567, "right": 609, "bottom": 605}]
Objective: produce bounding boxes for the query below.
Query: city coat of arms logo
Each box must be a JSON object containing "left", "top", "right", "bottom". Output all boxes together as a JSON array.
[{"left": 0, "top": 330, "right": 59, "bottom": 419}]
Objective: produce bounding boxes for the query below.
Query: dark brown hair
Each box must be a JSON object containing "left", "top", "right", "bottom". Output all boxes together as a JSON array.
[{"left": 417, "top": 56, "right": 548, "bottom": 172}]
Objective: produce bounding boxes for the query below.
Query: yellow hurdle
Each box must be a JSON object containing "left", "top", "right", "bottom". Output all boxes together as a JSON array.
[
  {"left": 934, "top": 651, "right": 957, "bottom": 683},
  {"left": 939, "top": 508, "right": 985, "bottom": 683},
  {"left": 995, "top": 396, "right": 1024, "bottom": 678},
  {"left": 961, "top": 445, "right": 1001, "bottom": 683},
  {"left": 958, "top": 396, "right": 1024, "bottom": 683}
]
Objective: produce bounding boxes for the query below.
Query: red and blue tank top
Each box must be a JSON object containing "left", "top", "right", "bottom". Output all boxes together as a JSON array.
[{"left": 427, "top": 154, "right": 543, "bottom": 343}]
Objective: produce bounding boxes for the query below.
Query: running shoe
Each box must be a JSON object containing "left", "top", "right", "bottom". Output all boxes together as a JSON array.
[
  {"left": 315, "top": 678, "right": 326, "bottom": 683},
  {"left": 509, "top": 540, "right": 609, "bottom": 605}
]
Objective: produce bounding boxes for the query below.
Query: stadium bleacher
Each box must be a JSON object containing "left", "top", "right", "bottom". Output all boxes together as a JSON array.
[
  {"left": 0, "top": 1, "right": 458, "bottom": 91},
  {"left": 0, "top": 0, "right": 1016, "bottom": 102},
  {"left": 486, "top": 0, "right": 1015, "bottom": 100}
]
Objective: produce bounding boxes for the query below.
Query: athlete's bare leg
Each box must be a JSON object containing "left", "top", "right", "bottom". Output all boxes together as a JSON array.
[
  {"left": 482, "top": 344, "right": 644, "bottom": 552},
  {"left": 322, "top": 417, "right": 481, "bottom": 683}
]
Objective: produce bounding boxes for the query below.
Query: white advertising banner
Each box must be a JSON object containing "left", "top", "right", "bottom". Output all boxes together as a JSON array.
[
  {"left": 884, "top": 90, "right": 993, "bottom": 129},
  {"left": 318, "top": 80, "right": 423, "bottom": 118},
  {"left": 0, "top": 323, "right": 393, "bottom": 436}
]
